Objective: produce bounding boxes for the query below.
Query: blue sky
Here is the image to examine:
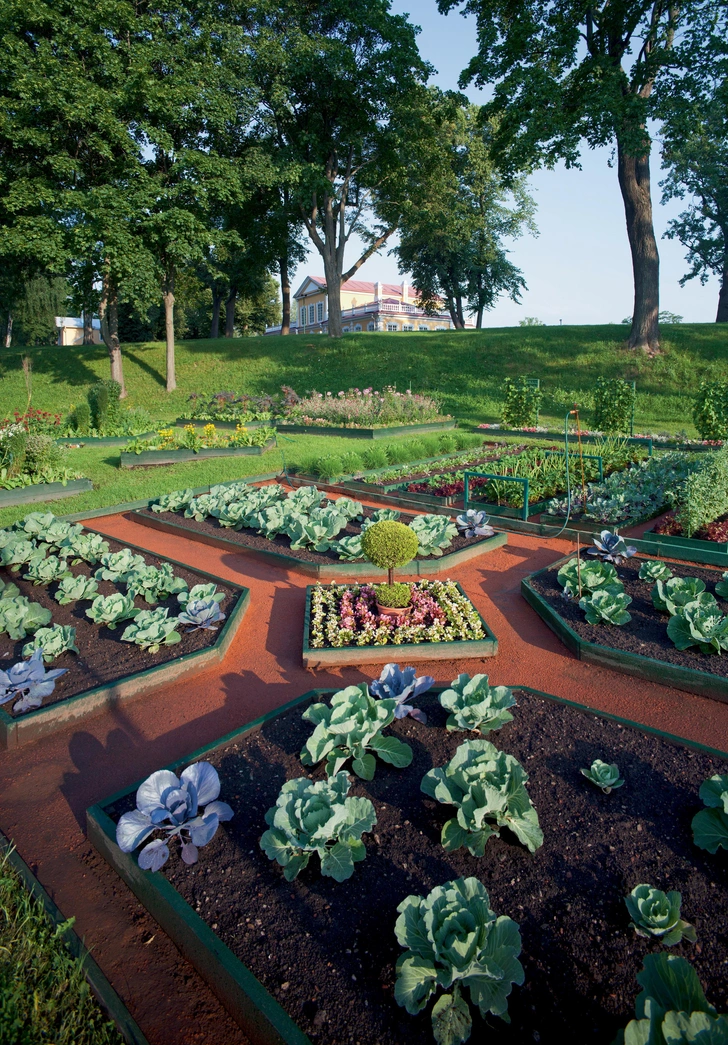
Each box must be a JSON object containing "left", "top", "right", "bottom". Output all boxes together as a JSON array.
[{"left": 290, "top": 1, "right": 719, "bottom": 325}]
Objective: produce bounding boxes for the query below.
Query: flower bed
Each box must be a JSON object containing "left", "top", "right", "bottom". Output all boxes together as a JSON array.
[
  {"left": 88, "top": 685, "right": 728, "bottom": 1045},
  {"left": 120, "top": 425, "right": 277, "bottom": 468},
  {"left": 522, "top": 551, "right": 728, "bottom": 702},
  {"left": 303, "top": 580, "right": 496, "bottom": 666},
  {"left": 281, "top": 386, "right": 451, "bottom": 428}
]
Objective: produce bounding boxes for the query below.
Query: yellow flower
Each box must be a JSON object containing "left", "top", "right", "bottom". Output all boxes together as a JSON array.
[
  {"left": 184, "top": 424, "right": 195, "bottom": 434},
  {"left": 158, "top": 428, "right": 174, "bottom": 439},
  {"left": 235, "top": 424, "right": 248, "bottom": 433},
  {"left": 203, "top": 424, "right": 216, "bottom": 437}
]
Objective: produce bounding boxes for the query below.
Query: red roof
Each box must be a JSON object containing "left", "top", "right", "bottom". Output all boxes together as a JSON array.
[{"left": 303, "top": 277, "right": 416, "bottom": 297}]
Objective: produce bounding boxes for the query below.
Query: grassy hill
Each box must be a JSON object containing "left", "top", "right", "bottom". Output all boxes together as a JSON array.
[{"left": 2, "top": 323, "right": 727, "bottom": 432}]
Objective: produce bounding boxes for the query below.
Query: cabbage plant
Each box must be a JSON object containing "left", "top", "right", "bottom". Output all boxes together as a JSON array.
[
  {"left": 331, "top": 496, "right": 364, "bottom": 521},
  {"left": 422, "top": 739, "right": 543, "bottom": 856},
  {"left": 394, "top": 877, "right": 524, "bottom": 1045},
  {"left": 300, "top": 683, "right": 413, "bottom": 780},
  {"left": 692, "top": 774, "right": 728, "bottom": 853},
  {"left": 331, "top": 534, "right": 365, "bottom": 561},
  {"left": 177, "top": 597, "right": 226, "bottom": 631},
  {"left": 86, "top": 592, "right": 139, "bottom": 629},
  {"left": 22, "top": 624, "right": 78, "bottom": 662},
  {"left": 639, "top": 560, "right": 673, "bottom": 583},
  {"left": 124, "top": 563, "right": 188, "bottom": 604},
  {"left": 557, "top": 557, "right": 622, "bottom": 598},
  {"left": 58, "top": 531, "right": 110, "bottom": 565},
  {"left": 23, "top": 554, "right": 72, "bottom": 586},
  {"left": 1, "top": 537, "right": 47, "bottom": 572},
  {"left": 177, "top": 583, "right": 224, "bottom": 606},
  {"left": 581, "top": 759, "right": 624, "bottom": 793},
  {"left": 285, "top": 485, "right": 324, "bottom": 513},
  {"left": 115, "top": 761, "right": 233, "bottom": 870},
  {"left": 0, "top": 597, "right": 52, "bottom": 640},
  {"left": 15, "top": 513, "right": 82, "bottom": 548},
  {"left": 625, "top": 884, "right": 696, "bottom": 946},
  {"left": 579, "top": 588, "right": 633, "bottom": 625},
  {"left": 150, "top": 488, "right": 195, "bottom": 513},
  {"left": 409, "top": 514, "right": 457, "bottom": 557},
  {"left": 438, "top": 673, "right": 516, "bottom": 733},
  {"left": 589, "top": 529, "right": 637, "bottom": 564},
  {"left": 370, "top": 663, "right": 434, "bottom": 722},
  {"left": 0, "top": 649, "right": 67, "bottom": 713},
  {"left": 715, "top": 573, "right": 728, "bottom": 599},
  {"left": 0, "top": 577, "right": 20, "bottom": 600},
  {"left": 54, "top": 574, "right": 99, "bottom": 605},
  {"left": 667, "top": 602, "right": 728, "bottom": 654},
  {"left": 259, "top": 772, "right": 376, "bottom": 882},
  {"left": 95, "top": 548, "right": 147, "bottom": 582},
  {"left": 652, "top": 576, "right": 714, "bottom": 616},
  {"left": 286, "top": 513, "right": 346, "bottom": 551},
  {"left": 121, "top": 608, "right": 181, "bottom": 652},
  {"left": 455, "top": 509, "right": 495, "bottom": 539},
  {"left": 365, "top": 508, "right": 401, "bottom": 525}
]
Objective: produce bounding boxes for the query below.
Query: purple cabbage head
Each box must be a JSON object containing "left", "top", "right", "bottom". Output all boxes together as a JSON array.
[
  {"left": 370, "top": 662, "right": 434, "bottom": 723},
  {"left": 589, "top": 529, "right": 637, "bottom": 564},
  {"left": 116, "top": 761, "right": 233, "bottom": 871},
  {"left": 456, "top": 510, "right": 495, "bottom": 539},
  {"left": 0, "top": 649, "right": 67, "bottom": 713}
]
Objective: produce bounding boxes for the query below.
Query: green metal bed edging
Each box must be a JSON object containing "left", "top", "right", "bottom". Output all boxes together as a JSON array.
[
  {"left": 465, "top": 471, "right": 531, "bottom": 520},
  {"left": 0, "top": 830, "right": 149, "bottom": 1045}
]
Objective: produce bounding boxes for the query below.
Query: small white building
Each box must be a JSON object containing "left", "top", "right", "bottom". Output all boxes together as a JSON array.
[{"left": 55, "top": 316, "right": 101, "bottom": 346}]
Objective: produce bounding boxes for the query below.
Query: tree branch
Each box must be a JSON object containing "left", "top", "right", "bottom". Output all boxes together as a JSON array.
[{"left": 341, "top": 228, "right": 396, "bottom": 284}]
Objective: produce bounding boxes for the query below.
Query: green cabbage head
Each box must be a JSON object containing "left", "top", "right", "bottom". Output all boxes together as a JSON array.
[
  {"left": 692, "top": 774, "right": 728, "bottom": 854},
  {"left": 438, "top": 673, "right": 516, "bottom": 733},
  {"left": 625, "top": 884, "right": 696, "bottom": 947}
]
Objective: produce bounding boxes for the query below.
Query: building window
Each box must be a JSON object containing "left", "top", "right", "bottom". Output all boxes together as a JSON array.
[
  {"left": 419, "top": 325, "right": 429, "bottom": 331},
  {"left": 435, "top": 326, "right": 447, "bottom": 331},
  {"left": 367, "top": 322, "right": 375, "bottom": 331},
  {"left": 317, "top": 302, "right": 324, "bottom": 322},
  {"left": 342, "top": 326, "right": 350, "bottom": 333},
  {"left": 309, "top": 304, "right": 315, "bottom": 325},
  {"left": 402, "top": 324, "right": 414, "bottom": 331},
  {"left": 354, "top": 324, "right": 362, "bottom": 332},
  {"left": 387, "top": 323, "right": 398, "bottom": 331}
]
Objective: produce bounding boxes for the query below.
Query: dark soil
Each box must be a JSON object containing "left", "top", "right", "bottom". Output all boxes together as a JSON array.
[
  {"left": 0, "top": 535, "right": 238, "bottom": 715},
  {"left": 136, "top": 505, "right": 489, "bottom": 566},
  {"left": 654, "top": 511, "right": 728, "bottom": 545},
  {"left": 530, "top": 553, "right": 728, "bottom": 679},
  {"left": 106, "top": 690, "right": 728, "bottom": 1045}
]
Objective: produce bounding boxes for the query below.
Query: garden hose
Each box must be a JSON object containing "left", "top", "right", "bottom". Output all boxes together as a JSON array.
[{"left": 525, "top": 409, "right": 580, "bottom": 540}]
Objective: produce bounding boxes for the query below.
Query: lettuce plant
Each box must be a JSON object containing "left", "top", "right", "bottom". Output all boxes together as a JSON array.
[
  {"left": 120, "top": 608, "right": 181, "bottom": 652},
  {"left": 625, "top": 884, "right": 696, "bottom": 946},
  {"left": 422, "top": 739, "right": 543, "bottom": 856},
  {"left": 115, "top": 761, "right": 233, "bottom": 870},
  {"left": 409, "top": 514, "right": 457, "bottom": 557},
  {"left": 54, "top": 574, "right": 99, "bottom": 605},
  {"left": 394, "top": 877, "right": 524, "bottom": 1045},
  {"left": 581, "top": 759, "right": 624, "bottom": 793},
  {"left": 150, "top": 488, "right": 195, "bottom": 513},
  {"left": 177, "top": 582, "right": 224, "bottom": 606},
  {"left": 177, "top": 597, "right": 226, "bottom": 631},
  {"left": 438, "top": 673, "right": 516, "bottom": 733},
  {"left": 124, "top": 563, "right": 188, "bottom": 604},
  {"left": 639, "top": 560, "right": 673, "bottom": 583},
  {"left": 22, "top": 624, "right": 78, "bottom": 663},
  {"left": 557, "top": 557, "right": 622, "bottom": 598},
  {"left": 652, "top": 576, "right": 714, "bottom": 616},
  {"left": 0, "top": 597, "right": 52, "bottom": 640},
  {"left": 300, "top": 683, "right": 413, "bottom": 780},
  {"left": 370, "top": 663, "right": 434, "bottom": 722},
  {"left": 0, "top": 649, "right": 67, "bottom": 713},
  {"left": 259, "top": 772, "right": 376, "bottom": 882},
  {"left": 57, "top": 530, "right": 110, "bottom": 565},
  {"left": 667, "top": 602, "right": 728, "bottom": 654},
  {"left": 692, "top": 774, "right": 728, "bottom": 853},
  {"left": 579, "top": 588, "right": 633, "bottom": 625},
  {"left": 588, "top": 529, "right": 637, "bottom": 563},
  {"left": 23, "top": 554, "right": 72, "bottom": 586},
  {"left": 95, "top": 548, "right": 147, "bottom": 582},
  {"left": 86, "top": 592, "right": 139, "bottom": 629},
  {"left": 455, "top": 509, "right": 495, "bottom": 538},
  {"left": 617, "top": 953, "right": 728, "bottom": 1044}
]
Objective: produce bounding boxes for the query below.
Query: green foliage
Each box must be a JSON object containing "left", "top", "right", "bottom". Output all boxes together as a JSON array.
[
  {"left": 581, "top": 759, "right": 624, "bottom": 793},
  {"left": 394, "top": 877, "right": 524, "bottom": 1043},
  {"left": 408, "top": 514, "right": 458, "bottom": 557},
  {"left": 87, "top": 383, "right": 109, "bottom": 431},
  {"left": 422, "top": 739, "right": 543, "bottom": 856},
  {"left": 259, "top": 772, "right": 376, "bottom": 882},
  {"left": 593, "top": 377, "right": 635, "bottom": 435},
  {"left": 639, "top": 560, "right": 673, "bottom": 583},
  {"left": 72, "top": 402, "right": 91, "bottom": 435},
  {"left": 0, "top": 597, "right": 52, "bottom": 640},
  {"left": 0, "top": 537, "right": 46, "bottom": 573},
  {"left": 57, "top": 531, "right": 109, "bottom": 565},
  {"left": 625, "top": 885, "right": 696, "bottom": 947},
  {"left": 120, "top": 607, "right": 181, "bottom": 653},
  {"left": 652, "top": 577, "right": 713, "bottom": 616},
  {"left": 177, "top": 582, "right": 224, "bottom": 606},
  {"left": 300, "top": 683, "right": 413, "bottom": 780},
  {"left": 501, "top": 377, "right": 542, "bottom": 427},
  {"left": 24, "top": 434, "right": 64, "bottom": 474},
  {"left": 556, "top": 559, "right": 622, "bottom": 598},
  {"left": 672, "top": 449, "right": 728, "bottom": 538},
  {"left": 94, "top": 549, "right": 146, "bottom": 583},
  {"left": 693, "top": 382, "right": 728, "bottom": 441},
  {"left": 0, "top": 429, "right": 27, "bottom": 477},
  {"left": 150, "top": 489, "right": 196, "bottom": 514},
  {"left": 438, "top": 673, "right": 516, "bottom": 733},
  {"left": 375, "top": 582, "right": 412, "bottom": 608},
  {"left": 85, "top": 592, "right": 138, "bottom": 629},
  {"left": 23, "top": 555, "right": 72, "bottom": 586},
  {"left": 360, "top": 520, "right": 419, "bottom": 572},
  {"left": 579, "top": 588, "right": 632, "bottom": 625},
  {"left": 668, "top": 602, "right": 728, "bottom": 654},
  {"left": 124, "top": 563, "right": 188, "bottom": 604},
  {"left": 54, "top": 574, "right": 99, "bottom": 605},
  {"left": 692, "top": 774, "right": 728, "bottom": 854},
  {"left": 22, "top": 625, "right": 78, "bottom": 663}
]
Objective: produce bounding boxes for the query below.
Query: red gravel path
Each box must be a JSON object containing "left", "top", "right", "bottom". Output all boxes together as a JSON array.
[{"left": 1, "top": 507, "right": 727, "bottom": 1045}]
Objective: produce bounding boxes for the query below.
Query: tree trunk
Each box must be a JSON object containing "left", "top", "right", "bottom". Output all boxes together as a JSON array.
[
  {"left": 98, "top": 273, "right": 127, "bottom": 397},
  {"left": 224, "top": 285, "right": 237, "bottom": 337},
  {"left": 210, "top": 291, "right": 222, "bottom": 338},
  {"left": 456, "top": 295, "right": 465, "bottom": 329},
  {"left": 82, "top": 309, "right": 94, "bottom": 345},
  {"left": 617, "top": 138, "right": 660, "bottom": 353},
  {"left": 279, "top": 255, "right": 291, "bottom": 335},
  {"left": 4, "top": 313, "right": 12, "bottom": 348},
  {"left": 717, "top": 260, "right": 728, "bottom": 323},
  {"left": 323, "top": 253, "right": 343, "bottom": 337},
  {"left": 163, "top": 270, "right": 176, "bottom": 392}
]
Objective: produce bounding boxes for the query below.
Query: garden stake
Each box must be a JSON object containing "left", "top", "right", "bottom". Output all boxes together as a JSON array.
[
  {"left": 574, "top": 408, "right": 588, "bottom": 509},
  {"left": 577, "top": 532, "right": 582, "bottom": 598}
]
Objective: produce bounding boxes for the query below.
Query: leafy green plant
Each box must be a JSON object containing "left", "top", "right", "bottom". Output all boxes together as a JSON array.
[
  {"left": 286, "top": 510, "right": 348, "bottom": 551},
  {"left": 259, "top": 772, "right": 377, "bottom": 882},
  {"left": 394, "top": 877, "right": 524, "bottom": 1045},
  {"left": 23, "top": 554, "right": 72, "bottom": 586},
  {"left": 22, "top": 624, "right": 79, "bottom": 663},
  {"left": 501, "top": 376, "right": 542, "bottom": 427},
  {"left": 579, "top": 588, "right": 633, "bottom": 625},
  {"left": 693, "top": 380, "right": 728, "bottom": 441},
  {"left": 0, "top": 596, "right": 52, "bottom": 640},
  {"left": 652, "top": 576, "right": 715, "bottom": 616},
  {"left": 438, "top": 673, "right": 516, "bottom": 733},
  {"left": 0, "top": 537, "right": 47, "bottom": 572},
  {"left": 150, "top": 489, "right": 196, "bottom": 513},
  {"left": 0, "top": 577, "right": 20, "bottom": 600},
  {"left": 409, "top": 514, "right": 457, "bottom": 557},
  {"left": 625, "top": 884, "right": 696, "bottom": 947},
  {"left": 300, "top": 683, "right": 413, "bottom": 780},
  {"left": 57, "top": 531, "right": 110, "bottom": 565},
  {"left": 94, "top": 549, "right": 147, "bottom": 582},
  {"left": 692, "top": 774, "right": 728, "bottom": 853},
  {"left": 54, "top": 574, "right": 99, "bottom": 605},
  {"left": 120, "top": 608, "right": 181, "bottom": 652},
  {"left": 714, "top": 572, "right": 728, "bottom": 599},
  {"left": 375, "top": 582, "right": 413, "bottom": 608},
  {"left": 667, "top": 602, "right": 728, "bottom": 654},
  {"left": 177, "top": 582, "right": 224, "bottom": 606},
  {"left": 85, "top": 592, "right": 139, "bottom": 629},
  {"left": 361, "top": 519, "right": 419, "bottom": 585},
  {"left": 672, "top": 448, "right": 728, "bottom": 538},
  {"left": 639, "top": 560, "right": 673, "bottom": 583},
  {"left": 177, "top": 597, "right": 226, "bottom": 631},
  {"left": 581, "top": 759, "right": 624, "bottom": 793},
  {"left": 593, "top": 376, "right": 635, "bottom": 435},
  {"left": 557, "top": 557, "right": 622, "bottom": 598},
  {"left": 124, "top": 563, "right": 188, "bottom": 604},
  {"left": 331, "top": 534, "right": 365, "bottom": 561}
]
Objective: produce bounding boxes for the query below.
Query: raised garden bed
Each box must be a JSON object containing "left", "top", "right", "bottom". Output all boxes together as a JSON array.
[
  {"left": 0, "top": 532, "right": 249, "bottom": 749},
  {"left": 640, "top": 515, "right": 728, "bottom": 568},
  {"left": 57, "top": 433, "right": 156, "bottom": 447},
  {"left": 276, "top": 421, "right": 456, "bottom": 440},
  {"left": 133, "top": 504, "right": 506, "bottom": 580},
  {"left": 120, "top": 439, "right": 277, "bottom": 469},
  {"left": 88, "top": 685, "right": 728, "bottom": 1045},
  {"left": 522, "top": 552, "right": 728, "bottom": 703},
  {"left": 478, "top": 427, "right": 657, "bottom": 453},
  {"left": 0, "top": 478, "right": 93, "bottom": 508},
  {"left": 175, "top": 418, "right": 268, "bottom": 431},
  {"left": 302, "top": 580, "right": 497, "bottom": 667}
]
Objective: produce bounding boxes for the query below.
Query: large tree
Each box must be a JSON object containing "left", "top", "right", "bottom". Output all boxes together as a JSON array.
[
  {"left": 436, "top": 0, "right": 704, "bottom": 353},
  {"left": 245, "top": 0, "right": 431, "bottom": 337}
]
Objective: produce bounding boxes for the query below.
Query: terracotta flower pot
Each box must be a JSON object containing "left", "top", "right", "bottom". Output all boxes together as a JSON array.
[{"left": 376, "top": 602, "right": 412, "bottom": 619}]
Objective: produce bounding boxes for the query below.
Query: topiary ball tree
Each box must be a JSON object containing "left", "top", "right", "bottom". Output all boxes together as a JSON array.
[{"left": 361, "top": 520, "right": 419, "bottom": 587}]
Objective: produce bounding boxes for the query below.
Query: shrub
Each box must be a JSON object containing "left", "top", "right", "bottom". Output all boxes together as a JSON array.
[
  {"left": 501, "top": 377, "right": 542, "bottom": 427},
  {"left": 672, "top": 448, "right": 728, "bottom": 537},
  {"left": 376, "top": 582, "right": 412, "bottom": 608},
  {"left": 25, "top": 434, "right": 64, "bottom": 473},
  {"left": 73, "top": 402, "right": 91, "bottom": 435},
  {"left": 361, "top": 520, "right": 419, "bottom": 584},
  {"left": 693, "top": 380, "right": 728, "bottom": 441},
  {"left": 0, "top": 428, "right": 27, "bottom": 476},
  {"left": 593, "top": 377, "right": 635, "bottom": 434},
  {"left": 87, "top": 382, "right": 109, "bottom": 430}
]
